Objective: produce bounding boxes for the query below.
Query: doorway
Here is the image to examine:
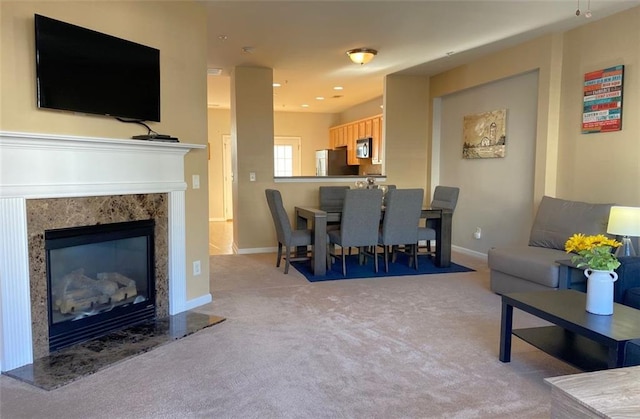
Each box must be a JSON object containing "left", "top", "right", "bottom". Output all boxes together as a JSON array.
[
  {"left": 208, "top": 135, "right": 234, "bottom": 256},
  {"left": 222, "top": 135, "right": 233, "bottom": 221},
  {"left": 274, "top": 136, "right": 302, "bottom": 176}
]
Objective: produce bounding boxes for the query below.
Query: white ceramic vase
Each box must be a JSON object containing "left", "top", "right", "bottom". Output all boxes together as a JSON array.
[{"left": 584, "top": 269, "right": 618, "bottom": 315}]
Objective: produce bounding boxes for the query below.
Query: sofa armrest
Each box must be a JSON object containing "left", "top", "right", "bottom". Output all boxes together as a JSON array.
[{"left": 614, "top": 256, "right": 640, "bottom": 303}]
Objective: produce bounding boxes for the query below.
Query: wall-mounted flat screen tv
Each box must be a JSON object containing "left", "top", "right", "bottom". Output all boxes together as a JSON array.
[{"left": 35, "top": 14, "right": 160, "bottom": 122}]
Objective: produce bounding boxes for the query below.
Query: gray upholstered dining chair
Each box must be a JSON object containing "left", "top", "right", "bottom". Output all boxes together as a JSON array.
[
  {"left": 381, "top": 184, "right": 396, "bottom": 207},
  {"left": 319, "top": 186, "right": 350, "bottom": 233},
  {"left": 378, "top": 188, "right": 424, "bottom": 272},
  {"left": 319, "top": 186, "right": 350, "bottom": 211},
  {"left": 265, "top": 189, "right": 312, "bottom": 274},
  {"left": 327, "top": 188, "right": 383, "bottom": 276},
  {"left": 418, "top": 186, "right": 460, "bottom": 256}
]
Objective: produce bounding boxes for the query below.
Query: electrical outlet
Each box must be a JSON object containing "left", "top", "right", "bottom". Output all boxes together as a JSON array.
[
  {"left": 193, "top": 260, "right": 201, "bottom": 276},
  {"left": 192, "top": 174, "right": 200, "bottom": 189},
  {"left": 474, "top": 227, "right": 482, "bottom": 240},
  {"left": 249, "top": 172, "right": 256, "bottom": 182}
]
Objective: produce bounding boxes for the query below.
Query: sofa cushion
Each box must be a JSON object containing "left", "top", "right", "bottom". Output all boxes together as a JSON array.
[
  {"left": 624, "top": 287, "right": 640, "bottom": 310},
  {"left": 528, "top": 196, "right": 614, "bottom": 250},
  {"left": 488, "top": 245, "right": 568, "bottom": 288}
]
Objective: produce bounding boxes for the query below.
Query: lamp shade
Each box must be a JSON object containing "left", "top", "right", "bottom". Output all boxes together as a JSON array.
[
  {"left": 346, "top": 48, "right": 377, "bottom": 65},
  {"left": 607, "top": 206, "right": 640, "bottom": 237}
]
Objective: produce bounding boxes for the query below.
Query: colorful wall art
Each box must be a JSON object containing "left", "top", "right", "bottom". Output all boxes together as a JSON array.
[{"left": 582, "top": 65, "right": 624, "bottom": 134}]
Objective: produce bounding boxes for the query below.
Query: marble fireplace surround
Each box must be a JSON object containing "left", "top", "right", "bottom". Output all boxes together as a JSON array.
[{"left": 0, "top": 131, "right": 206, "bottom": 372}]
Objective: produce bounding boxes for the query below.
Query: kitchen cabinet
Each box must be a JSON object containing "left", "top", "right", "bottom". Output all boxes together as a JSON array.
[
  {"left": 364, "top": 119, "right": 373, "bottom": 137},
  {"left": 329, "top": 126, "right": 346, "bottom": 149},
  {"left": 329, "top": 127, "right": 338, "bottom": 149},
  {"left": 338, "top": 126, "right": 346, "bottom": 148},
  {"left": 346, "top": 124, "right": 358, "bottom": 165},
  {"left": 329, "top": 113, "right": 383, "bottom": 166},
  {"left": 358, "top": 121, "right": 366, "bottom": 138},
  {"left": 371, "top": 116, "right": 382, "bottom": 164}
]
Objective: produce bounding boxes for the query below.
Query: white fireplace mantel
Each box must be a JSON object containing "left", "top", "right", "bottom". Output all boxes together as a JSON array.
[{"left": 0, "top": 131, "right": 205, "bottom": 372}]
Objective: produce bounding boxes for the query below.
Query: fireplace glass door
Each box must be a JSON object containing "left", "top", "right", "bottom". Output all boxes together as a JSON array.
[{"left": 46, "top": 219, "right": 156, "bottom": 351}]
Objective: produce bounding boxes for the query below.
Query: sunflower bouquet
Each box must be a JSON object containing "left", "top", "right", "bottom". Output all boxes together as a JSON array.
[{"left": 564, "top": 233, "right": 622, "bottom": 271}]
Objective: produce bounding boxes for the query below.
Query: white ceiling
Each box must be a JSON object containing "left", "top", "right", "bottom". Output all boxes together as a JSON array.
[{"left": 204, "top": 0, "right": 639, "bottom": 114}]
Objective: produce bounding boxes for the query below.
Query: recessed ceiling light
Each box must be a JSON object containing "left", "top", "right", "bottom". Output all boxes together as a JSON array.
[
  {"left": 273, "top": 83, "right": 281, "bottom": 87},
  {"left": 218, "top": 35, "right": 228, "bottom": 41},
  {"left": 315, "top": 96, "right": 325, "bottom": 100},
  {"left": 301, "top": 104, "right": 310, "bottom": 108},
  {"left": 333, "top": 86, "right": 343, "bottom": 91}
]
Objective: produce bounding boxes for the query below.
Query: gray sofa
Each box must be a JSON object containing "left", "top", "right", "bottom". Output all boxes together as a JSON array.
[{"left": 488, "top": 196, "right": 614, "bottom": 295}]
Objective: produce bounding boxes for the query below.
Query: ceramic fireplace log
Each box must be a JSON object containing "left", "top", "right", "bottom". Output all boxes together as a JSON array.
[
  {"left": 52, "top": 271, "right": 138, "bottom": 314},
  {"left": 97, "top": 272, "right": 137, "bottom": 302},
  {"left": 97, "top": 272, "right": 136, "bottom": 287},
  {"left": 57, "top": 291, "right": 106, "bottom": 314}
]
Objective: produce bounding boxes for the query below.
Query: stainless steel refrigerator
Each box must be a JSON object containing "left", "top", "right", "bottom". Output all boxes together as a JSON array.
[{"left": 315, "top": 148, "right": 359, "bottom": 176}]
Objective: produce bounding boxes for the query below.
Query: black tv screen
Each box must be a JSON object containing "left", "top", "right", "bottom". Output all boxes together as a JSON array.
[{"left": 35, "top": 14, "right": 160, "bottom": 122}]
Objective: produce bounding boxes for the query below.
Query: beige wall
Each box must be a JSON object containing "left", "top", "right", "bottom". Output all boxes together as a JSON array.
[
  {"left": 427, "top": 6, "right": 638, "bottom": 253},
  {"left": 438, "top": 71, "right": 539, "bottom": 253},
  {"left": 556, "top": 7, "right": 639, "bottom": 205},
  {"left": 207, "top": 108, "right": 340, "bottom": 220},
  {"left": 383, "top": 75, "right": 430, "bottom": 194},
  {"left": 274, "top": 112, "right": 340, "bottom": 176},
  {"left": 338, "top": 96, "right": 384, "bottom": 124},
  {"left": 231, "top": 66, "right": 275, "bottom": 250},
  {"left": 0, "top": 1, "right": 210, "bottom": 301},
  {"left": 215, "top": 6, "right": 639, "bottom": 255},
  {"left": 430, "top": 32, "right": 563, "bottom": 210},
  {"left": 431, "top": 7, "right": 639, "bottom": 208}
]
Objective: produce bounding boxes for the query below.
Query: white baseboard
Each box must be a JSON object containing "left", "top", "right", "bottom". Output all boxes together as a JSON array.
[
  {"left": 236, "top": 246, "right": 278, "bottom": 254},
  {"left": 234, "top": 245, "right": 488, "bottom": 261},
  {"left": 452, "top": 245, "right": 487, "bottom": 261},
  {"left": 184, "top": 293, "right": 212, "bottom": 311}
]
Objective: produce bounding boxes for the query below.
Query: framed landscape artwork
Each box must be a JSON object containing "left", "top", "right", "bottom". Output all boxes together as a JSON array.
[
  {"left": 462, "top": 109, "right": 506, "bottom": 159},
  {"left": 582, "top": 65, "right": 624, "bottom": 134}
]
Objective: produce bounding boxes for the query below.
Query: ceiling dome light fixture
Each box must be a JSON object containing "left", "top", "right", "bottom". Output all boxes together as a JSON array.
[{"left": 346, "top": 48, "right": 378, "bottom": 65}]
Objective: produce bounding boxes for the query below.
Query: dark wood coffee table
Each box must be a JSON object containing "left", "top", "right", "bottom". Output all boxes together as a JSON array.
[{"left": 499, "top": 290, "right": 640, "bottom": 371}]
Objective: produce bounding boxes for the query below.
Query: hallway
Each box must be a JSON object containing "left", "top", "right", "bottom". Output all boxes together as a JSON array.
[{"left": 209, "top": 221, "right": 233, "bottom": 255}]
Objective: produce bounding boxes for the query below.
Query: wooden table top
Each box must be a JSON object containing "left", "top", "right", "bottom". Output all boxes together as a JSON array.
[
  {"left": 503, "top": 290, "right": 640, "bottom": 341},
  {"left": 546, "top": 366, "right": 640, "bottom": 418}
]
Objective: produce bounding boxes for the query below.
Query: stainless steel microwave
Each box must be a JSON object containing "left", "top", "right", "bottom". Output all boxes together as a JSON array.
[{"left": 356, "top": 137, "right": 372, "bottom": 158}]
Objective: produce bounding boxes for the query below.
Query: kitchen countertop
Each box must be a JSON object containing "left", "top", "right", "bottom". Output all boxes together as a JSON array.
[{"left": 275, "top": 175, "right": 386, "bottom": 183}]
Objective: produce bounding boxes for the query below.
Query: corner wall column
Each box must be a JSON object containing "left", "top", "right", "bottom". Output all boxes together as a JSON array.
[
  {"left": 168, "top": 190, "right": 186, "bottom": 315},
  {"left": 0, "top": 198, "right": 33, "bottom": 371},
  {"left": 230, "top": 66, "right": 275, "bottom": 251}
]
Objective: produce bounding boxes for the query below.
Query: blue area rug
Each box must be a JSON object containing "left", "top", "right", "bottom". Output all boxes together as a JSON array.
[{"left": 292, "top": 252, "right": 474, "bottom": 282}]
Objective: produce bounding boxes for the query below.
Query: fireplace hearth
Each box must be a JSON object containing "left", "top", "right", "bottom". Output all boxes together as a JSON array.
[{"left": 46, "top": 220, "right": 156, "bottom": 351}]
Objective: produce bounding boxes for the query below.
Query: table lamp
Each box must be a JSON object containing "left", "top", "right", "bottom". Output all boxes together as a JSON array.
[{"left": 607, "top": 206, "right": 640, "bottom": 257}]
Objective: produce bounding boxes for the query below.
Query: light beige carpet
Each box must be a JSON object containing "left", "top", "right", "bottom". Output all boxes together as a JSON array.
[{"left": 0, "top": 252, "right": 579, "bottom": 418}]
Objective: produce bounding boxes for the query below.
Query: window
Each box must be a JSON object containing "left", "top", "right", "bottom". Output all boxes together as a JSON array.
[{"left": 274, "top": 137, "right": 301, "bottom": 176}]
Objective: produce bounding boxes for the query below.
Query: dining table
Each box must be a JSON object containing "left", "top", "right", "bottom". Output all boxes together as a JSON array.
[{"left": 294, "top": 205, "right": 453, "bottom": 276}]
